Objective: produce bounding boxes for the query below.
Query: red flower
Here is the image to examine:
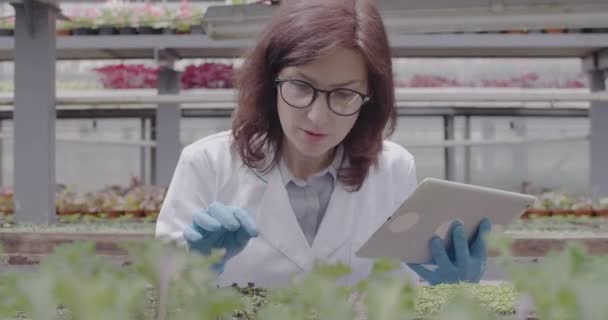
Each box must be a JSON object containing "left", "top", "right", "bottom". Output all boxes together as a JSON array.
[
  {"left": 181, "top": 63, "right": 234, "bottom": 89},
  {"left": 94, "top": 64, "right": 159, "bottom": 89}
]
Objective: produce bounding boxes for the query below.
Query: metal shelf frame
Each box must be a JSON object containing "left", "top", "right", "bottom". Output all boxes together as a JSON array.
[
  {"left": 4, "top": 0, "right": 608, "bottom": 224},
  {"left": 4, "top": 33, "right": 608, "bottom": 60}
]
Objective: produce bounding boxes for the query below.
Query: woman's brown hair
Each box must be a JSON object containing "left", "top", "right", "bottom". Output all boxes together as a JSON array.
[{"left": 232, "top": 0, "right": 397, "bottom": 191}]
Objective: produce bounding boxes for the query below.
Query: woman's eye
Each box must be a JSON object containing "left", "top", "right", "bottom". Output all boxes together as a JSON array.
[
  {"left": 292, "top": 82, "right": 310, "bottom": 91},
  {"left": 288, "top": 81, "right": 313, "bottom": 95},
  {"left": 333, "top": 90, "right": 356, "bottom": 101}
]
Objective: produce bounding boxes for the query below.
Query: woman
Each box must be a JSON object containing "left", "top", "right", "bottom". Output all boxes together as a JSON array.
[{"left": 156, "top": 0, "right": 491, "bottom": 288}]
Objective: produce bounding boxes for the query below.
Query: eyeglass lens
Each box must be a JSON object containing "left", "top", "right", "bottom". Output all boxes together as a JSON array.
[{"left": 279, "top": 80, "right": 364, "bottom": 115}]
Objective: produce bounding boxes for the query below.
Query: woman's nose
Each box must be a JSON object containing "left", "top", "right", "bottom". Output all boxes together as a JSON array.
[{"left": 306, "top": 94, "right": 331, "bottom": 125}]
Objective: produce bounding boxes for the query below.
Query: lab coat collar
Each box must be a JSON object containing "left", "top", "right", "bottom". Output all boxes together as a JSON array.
[
  {"left": 278, "top": 145, "right": 344, "bottom": 187},
  {"left": 255, "top": 145, "right": 356, "bottom": 272}
]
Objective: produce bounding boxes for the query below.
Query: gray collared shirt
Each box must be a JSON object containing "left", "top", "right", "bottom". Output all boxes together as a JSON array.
[{"left": 279, "top": 147, "right": 344, "bottom": 246}]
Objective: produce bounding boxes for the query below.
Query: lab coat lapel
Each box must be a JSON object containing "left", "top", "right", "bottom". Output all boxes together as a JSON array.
[
  {"left": 256, "top": 166, "right": 316, "bottom": 271},
  {"left": 312, "top": 182, "right": 356, "bottom": 259}
]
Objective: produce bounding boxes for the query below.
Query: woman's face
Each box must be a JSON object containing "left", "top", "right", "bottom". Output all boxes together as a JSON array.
[{"left": 276, "top": 47, "right": 369, "bottom": 162}]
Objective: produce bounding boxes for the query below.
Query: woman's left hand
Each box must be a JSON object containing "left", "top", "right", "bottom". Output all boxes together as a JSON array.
[{"left": 407, "top": 218, "right": 492, "bottom": 285}]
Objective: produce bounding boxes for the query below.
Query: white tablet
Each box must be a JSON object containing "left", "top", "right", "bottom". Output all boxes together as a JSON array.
[{"left": 356, "top": 177, "right": 536, "bottom": 264}]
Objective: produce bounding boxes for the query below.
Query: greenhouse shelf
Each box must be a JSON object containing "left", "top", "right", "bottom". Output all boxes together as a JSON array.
[{"left": 3, "top": 33, "right": 608, "bottom": 60}]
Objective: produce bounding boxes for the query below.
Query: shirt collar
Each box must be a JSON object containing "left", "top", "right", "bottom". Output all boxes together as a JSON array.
[{"left": 279, "top": 145, "right": 344, "bottom": 187}]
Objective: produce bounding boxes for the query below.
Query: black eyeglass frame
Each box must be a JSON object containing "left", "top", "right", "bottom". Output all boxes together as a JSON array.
[{"left": 274, "top": 79, "right": 371, "bottom": 116}]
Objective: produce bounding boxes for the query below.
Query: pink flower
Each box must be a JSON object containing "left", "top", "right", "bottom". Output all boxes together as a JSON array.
[
  {"left": 179, "top": 0, "right": 191, "bottom": 18},
  {"left": 1, "top": 187, "right": 13, "bottom": 197}
]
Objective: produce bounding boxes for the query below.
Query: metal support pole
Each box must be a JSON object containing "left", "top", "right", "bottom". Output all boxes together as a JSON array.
[
  {"left": 463, "top": 115, "right": 471, "bottom": 184},
  {"left": 150, "top": 116, "right": 157, "bottom": 185},
  {"left": 140, "top": 117, "right": 147, "bottom": 184},
  {"left": 481, "top": 118, "right": 496, "bottom": 175},
  {"left": 155, "top": 67, "right": 181, "bottom": 187},
  {"left": 443, "top": 115, "right": 457, "bottom": 181},
  {"left": 585, "top": 51, "right": 608, "bottom": 200},
  {"left": 0, "top": 119, "right": 3, "bottom": 187},
  {"left": 12, "top": 0, "right": 57, "bottom": 224},
  {"left": 512, "top": 118, "right": 529, "bottom": 185}
]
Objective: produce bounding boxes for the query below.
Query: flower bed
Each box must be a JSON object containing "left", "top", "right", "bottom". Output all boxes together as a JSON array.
[
  {"left": 0, "top": 177, "right": 166, "bottom": 219},
  {"left": 93, "top": 64, "right": 160, "bottom": 89},
  {"left": 92, "top": 63, "right": 593, "bottom": 90},
  {"left": 2, "top": 214, "right": 608, "bottom": 264},
  {"left": 90, "top": 63, "right": 590, "bottom": 91},
  {"left": 3, "top": 1, "right": 608, "bottom": 39},
  {"left": 57, "top": 1, "right": 205, "bottom": 36},
  {"left": 181, "top": 63, "right": 234, "bottom": 89},
  {"left": 92, "top": 62, "right": 234, "bottom": 89},
  {"left": 397, "top": 72, "right": 588, "bottom": 88},
  {"left": 521, "top": 192, "right": 608, "bottom": 219},
  {"left": 1, "top": 182, "right": 606, "bottom": 221}
]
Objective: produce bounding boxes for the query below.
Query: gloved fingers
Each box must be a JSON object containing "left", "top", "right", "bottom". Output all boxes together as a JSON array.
[
  {"left": 450, "top": 220, "right": 470, "bottom": 267},
  {"left": 430, "top": 235, "right": 453, "bottom": 267},
  {"left": 470, "top": 217, "right": 492, "bottom": 260},
  {"left": 406, "top": 263, "right": 436, "bottom": 284},
  {"left": 207, "top": 202, "right": 240, "bottom": 231},
  {"left": 233, "top": 207, "right": 259, "bottom": 237},
  {"left": 234, "top": 227, "right": 254, "bottom": 249},
  {"left": 183, "top": 225, "right": 203, "bottom": 242},
  {"left": 193, "top": 209, "right": 222, "bottom": 233}
]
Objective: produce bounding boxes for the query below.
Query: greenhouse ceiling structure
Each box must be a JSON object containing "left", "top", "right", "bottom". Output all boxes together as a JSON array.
[{"left": 3, "top": 0, "right": 608, "bottom": 224}]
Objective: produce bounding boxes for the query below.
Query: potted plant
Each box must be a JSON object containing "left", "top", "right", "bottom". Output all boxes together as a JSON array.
[
  {"left": 173, "top": 16, "right": 192, "bottom": 34},
  {"left": 0, "top": 187, "right": 14, "bottom": 215},
  {"left": 124, "top": 187, "right": 146, "bottom": 218},
  {"left": 140, "top": 185, "right": 166, "bottom": 217},
  {"left": 538, "top": 192, "right": 574, "bottom": 217},
  {"left": 188, "top": 7, "right": 205, "bottom": 34},
  {"left": 571, "top": 199, "right": 594, "bottom": 217},
  {"left": 0, "top": 17, "right": 14, "bottom": 36},
  {"left": 96, "top": 7, "right": 119, "bottom": 35},
  {"left": 56, "top": 187, "right": 88, "bottom": 216},
  {"left": 114, "top": 6, "right": 137, "bottom": 35},
  {"left": 174, "top": 1, "right": 205, "bottom": 34},
  {"left": 507, "top": 29, "right": 528, "bottom": 34},
  {"left": 136, "top": 3, "right": 165, "bottom": 34},
  {"left": 544, "top": 28, "right": 566, "bottom": 34},
  {"left": 521, "top": 196, "right": 551, "bottom": 219},
  {"left": 56, "top": 19, "right": 72, "bottom": 36},
  {"left": 100, "top": 190, "right": 125, "bottom": 218},
  {"left": 69, "top": 12, "right": 97, "bottom": 36},
  {"left": 160, "top": 7, "right": 177, "bottom": 34},
  {"left": 594, "top": 198, "right": 608, "bottom": 217},
  {"left": 82, "top": 191, "right": 104, "bottom": 216}
]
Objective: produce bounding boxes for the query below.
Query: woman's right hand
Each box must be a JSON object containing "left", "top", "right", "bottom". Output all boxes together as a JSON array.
[{"left": 183, "top": 202, "right": 259, "bottom": 274}]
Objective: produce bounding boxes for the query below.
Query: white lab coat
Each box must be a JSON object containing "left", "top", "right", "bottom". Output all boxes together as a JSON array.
[{"left": 155, "top": 130, "right": 420, "bottom": 288}]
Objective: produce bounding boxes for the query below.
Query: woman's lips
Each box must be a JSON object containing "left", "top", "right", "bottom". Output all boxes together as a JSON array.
[{"left": 302, "top": 129, "right": 328, "bottom": 142}]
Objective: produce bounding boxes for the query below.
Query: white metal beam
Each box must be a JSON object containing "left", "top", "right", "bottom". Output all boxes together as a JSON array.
[
  {"left": 0, "top": 88, "right": 600, "bottom": 106},
  {"left": 43, "top": 91, "right": 608, "bottom": 105}
]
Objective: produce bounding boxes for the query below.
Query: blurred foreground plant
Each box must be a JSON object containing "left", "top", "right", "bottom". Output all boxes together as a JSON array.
[
  {"left": 489, "top": 230, "right": 608, "bottom": 320},
  {"left": 0, "top": 231, "right": 606, "bottom": 320}
]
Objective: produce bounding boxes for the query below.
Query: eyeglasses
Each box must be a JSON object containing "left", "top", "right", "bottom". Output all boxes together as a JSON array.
[{"left": 275, "top": 79, "right": 371, "bottom": 116}]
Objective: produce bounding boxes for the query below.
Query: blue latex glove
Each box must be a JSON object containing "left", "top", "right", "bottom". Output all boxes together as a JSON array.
[
  {"left": 407, "top": 218, "right": 492, "bottom": 285},
  {"left": 183, "top": 202, "right": 259, "bottom": 274}
]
